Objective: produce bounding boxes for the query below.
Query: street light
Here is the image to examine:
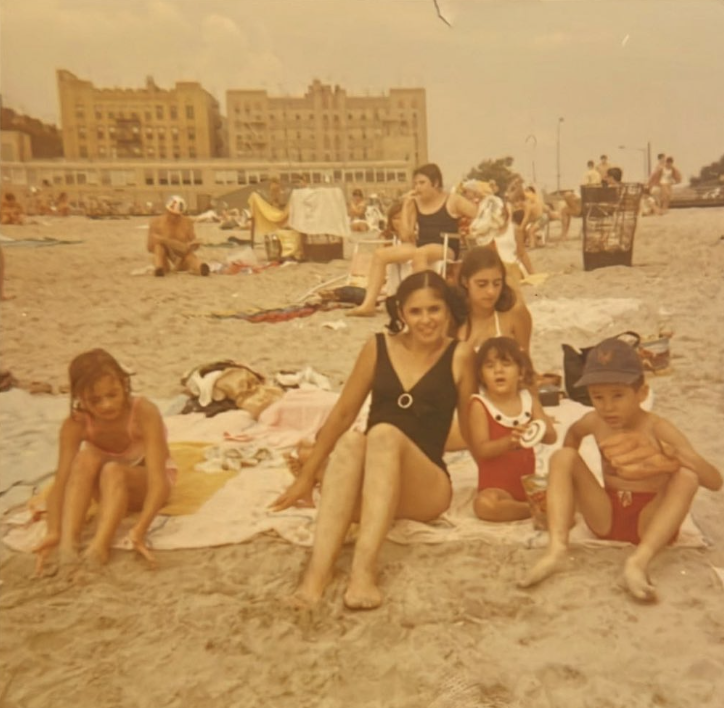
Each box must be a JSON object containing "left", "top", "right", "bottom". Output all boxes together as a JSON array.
[
  {"left": 618, "top": 143, "right": 651, "bottom": 181},
  {"left": 556, "top": 117, "right": 564, "bottom": 192}
]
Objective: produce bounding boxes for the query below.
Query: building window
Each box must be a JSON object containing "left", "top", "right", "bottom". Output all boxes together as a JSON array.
[
  {"left": 193, "top": 169, "right": 203, "bottom": 185},
  {"left": 94, "top": 107, "right": 102, "bottom": 120},
  {"left": 147, "top": 147, "right": 155, "bottom": 158},
  {"left": 187, "top": 128, "right": 196, "bottom": 141},
  {"left": 145, "top": 110, "right": 152, "bottom": 121},
  {"left": 159, "top": 170, "right": 169, "bottom": 185},
  {"left": 77, "top": 126, "right": 87, "bottom": 140},
  {"left": 159, "top": 146, "right": 167, "bottom": 158},
  {"left": 189, "top": 147, "right": 196, "bottom": 159},
  {"left": 145, "top": 169, "right": 155, "bottom": 185},
  {"left": 397, "top": 171, "right": 407, "bottom": 182},
  {"left": 185, "top": 105, "right": 194, "bottom": 120},
  {"left": 170, "top": 106, "right": 178, "bottom": 120},
  {"left": 78, "top": 147, "right": 88, "bottom": 158},
  {"left": 345, "top": 171, "right": 354, "bottom": 183},
  {"left": 171, "top": 127, "right": 179, "bottom": 142},
  {"left": 97, "top": 127, "right": 105, "bottom": 140},
  {"left": 157, "top": 127, "right": 166, "bottom": 138},
  {"left": 98, "top": 146, "right": 107, "bottom": 157},
  {"left": 145, "top": 127, "right": 153, "bottom": 140},
  {"left": 156, "top": 105, "right": 164, "bottom": 119}
]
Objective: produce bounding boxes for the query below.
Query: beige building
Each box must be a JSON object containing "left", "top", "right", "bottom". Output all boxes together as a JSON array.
[
  {"left": 1, "top": 131, "right": 33, "bottom": 163},
  {"left": 227, "top": 80, "right": 427, "bottom": 169},
  {"left": 57, "top": 69, "right": 223, "bottom": 160}
]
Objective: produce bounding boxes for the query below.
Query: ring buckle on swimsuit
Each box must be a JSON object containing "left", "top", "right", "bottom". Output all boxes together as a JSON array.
[{"left": 397, "top": 392, "right": 413, "bottom": 409}]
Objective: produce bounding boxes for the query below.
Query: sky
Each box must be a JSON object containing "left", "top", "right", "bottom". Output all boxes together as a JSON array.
[{"left": 1, "top": 0, "right": 723, "bottom": 191}]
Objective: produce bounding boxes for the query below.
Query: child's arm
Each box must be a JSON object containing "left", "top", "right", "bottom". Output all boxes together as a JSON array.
[
  {"left": 530, "top": 396, "right": 557, "bottom": 445},
  {"left": 468, "top": 397, "right": 523, "bottom": 459},
  {"left": 561, "top": 413, "right": 596, "bottom": 449},
  {"left": 653, "top": 418, "right": 721, "bottom": 490},
  {"left": 35, "top": 417, "right": 85, "bottom": 555},
  {"left": 128, "top": 399, "right": 173, "bottom": 557}
]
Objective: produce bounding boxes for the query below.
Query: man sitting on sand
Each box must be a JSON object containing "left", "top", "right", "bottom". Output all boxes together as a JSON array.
[
  {"left": 1, "top": 192, "right": 25, "bottom": 225},
  {"left": 147, "top": 195, "right": 210, "bottom": 277},
  {"left": 519, "top": 338, "right": 721, "bottom": 601}
]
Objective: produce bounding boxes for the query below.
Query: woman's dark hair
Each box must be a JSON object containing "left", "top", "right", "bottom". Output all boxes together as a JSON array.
[
  {"left": 68, "top": 348, "right": 131, "bottom": 413},
  {"left": 475, "top": 336, "right": 535, "bottom": 388},
  {"left": 385, "top": 270, "right": 463, "bottom": 334},
  {"left": 382, "top": 201, "right": 404, "bottom": 239},
  {"left": 413, "top": 163, "right": 443, "bottom": 189},
  {"left": 457, "top": 246, "right": 516, "bottom": 313}
]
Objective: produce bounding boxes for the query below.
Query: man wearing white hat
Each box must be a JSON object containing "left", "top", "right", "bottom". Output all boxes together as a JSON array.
[{"left": 147, "top": 195, "right": 210, "bottom": 276}]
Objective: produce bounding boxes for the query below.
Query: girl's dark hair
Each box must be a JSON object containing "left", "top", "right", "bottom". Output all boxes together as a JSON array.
[
  {"left": 413, "top": 163, "right": 443, "bottom": 189},
  {"left": 385, "top": 270, "right": 464, "bottom": 334},
  {"left": 475, "top": 336, "right": 535, "bottom": 388},
  {"left": 68, "top": 348, "right": 131, "bottom": 413},
  {"left": 457, "top": 246, "right": 516, "bottom": 313}
]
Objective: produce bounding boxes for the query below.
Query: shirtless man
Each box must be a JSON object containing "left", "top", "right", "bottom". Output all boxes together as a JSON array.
[{"left": 147, "top": 195, "right": 210, "bottom": 277}]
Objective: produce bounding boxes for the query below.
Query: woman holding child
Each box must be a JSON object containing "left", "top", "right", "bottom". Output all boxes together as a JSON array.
[
  {"left": 272, "top": 270, "right": 476, "bottom": 608},
  {"left": 348, "top": 163, "right": 478, "bottom": 317}
]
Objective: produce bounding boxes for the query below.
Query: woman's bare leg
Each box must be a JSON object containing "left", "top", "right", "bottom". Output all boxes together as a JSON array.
[
  {"left": 345, "top": 424, "right": 452, "bottom": 609},
  {"left": 292, "top": 432, "right": 366, "bottom": 604},
  {"left": 348, "top": 244, "right": 417, "bottom": 315}
]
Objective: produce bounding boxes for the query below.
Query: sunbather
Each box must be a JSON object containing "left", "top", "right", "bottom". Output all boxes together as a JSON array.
[
  {"left": 347, "top": 163, "right": 478, "bottom": 316},
  {"left": 271, "top": 270, "right": 476, "bottom": 608},
  {"left": 147, "top": 195, "right": 210, "bottom": 276}
]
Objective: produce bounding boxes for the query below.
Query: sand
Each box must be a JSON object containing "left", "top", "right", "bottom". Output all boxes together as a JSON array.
[{"left": 1, "top": 209, "right": 723, "bottom": 707}]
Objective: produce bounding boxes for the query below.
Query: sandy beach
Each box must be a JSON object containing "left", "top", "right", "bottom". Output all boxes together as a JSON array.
[{"left": 1, "top": 209, "right": 724, "bottom": 707}]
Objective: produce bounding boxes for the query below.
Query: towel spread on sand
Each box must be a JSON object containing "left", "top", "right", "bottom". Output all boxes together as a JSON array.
[{"left": 1, "top": 392, "right": 709, "bottom": 554}]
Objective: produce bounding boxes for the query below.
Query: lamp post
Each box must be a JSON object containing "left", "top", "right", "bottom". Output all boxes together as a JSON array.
[
  {"left": 556, "top": 117, "right": 564, "bottom": 192},
  {"left": 618, "top": 144, "right": 649, "bottom": 182},
  {"left": 525, "top": 134, "right": 537, "bottom": 184}
]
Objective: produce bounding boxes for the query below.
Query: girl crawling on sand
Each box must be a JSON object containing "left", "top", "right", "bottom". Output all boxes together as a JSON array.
[{"left": 34, "top": 349, "right": 176, "bottom": 573}]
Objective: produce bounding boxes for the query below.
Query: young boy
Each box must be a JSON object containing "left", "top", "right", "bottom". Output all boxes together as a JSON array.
[{"left": 519, "top": 338, "right": 721, "bottom": 601}]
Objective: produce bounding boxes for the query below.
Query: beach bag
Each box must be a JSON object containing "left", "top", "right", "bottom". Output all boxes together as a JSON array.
[{"left": 562, "top": 331, "right": 640, "bottom": 406}]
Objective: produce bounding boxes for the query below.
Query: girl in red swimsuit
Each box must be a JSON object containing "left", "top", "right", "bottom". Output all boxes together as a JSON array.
[
  {"left": 468, "top": 337, "right": 556, "bottom": 522},
  {"left": 34, "top": 349, "right": 176, "bottom": 572}
]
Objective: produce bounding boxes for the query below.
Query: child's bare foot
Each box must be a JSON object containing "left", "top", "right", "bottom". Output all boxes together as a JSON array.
[
  {"left": 344, "top": 570, "right": 382, "bottom": 610},
  {"left": 284, "top": 568, "right": 332, "bottom": 608},
  {"left": 346, "top": 307, "right": 377, "bottom": 318},
  {"left": 83, "top": 544, "right": 110, "bottom": 566},
  {"left": 518, "top": 548, "right": 568, "bottom": 588},
  {"left": 622, "top": 556, "right": 657, "bottom": 602}
]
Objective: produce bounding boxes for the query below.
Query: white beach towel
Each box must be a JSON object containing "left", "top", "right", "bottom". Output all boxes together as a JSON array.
[{"left": 1, "top": 394, "right": 708, "bottom": 554}]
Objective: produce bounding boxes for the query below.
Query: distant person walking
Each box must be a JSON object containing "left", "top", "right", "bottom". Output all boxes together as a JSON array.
[
  {"left": 595, "top": 155, "right": 611, "bottom": 182},
  {"left": 648, "top": 157, "right": 681, "bottom": 214},
  {"left": 583, "top": 160, "right": 602, "bottom": 186}
]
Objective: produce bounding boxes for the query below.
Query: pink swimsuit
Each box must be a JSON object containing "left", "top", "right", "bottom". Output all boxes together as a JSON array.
[{"left": 82, "top": 397, "right": 177, "bottom": 484}]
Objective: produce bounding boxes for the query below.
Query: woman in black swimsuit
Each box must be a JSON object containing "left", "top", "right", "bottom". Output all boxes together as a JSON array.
[
  {"left": 348, "top": 163, "right": 478, "bottom": 316},
  {"left": 272, "top": 270, "right": 476, "bottom": 609}
]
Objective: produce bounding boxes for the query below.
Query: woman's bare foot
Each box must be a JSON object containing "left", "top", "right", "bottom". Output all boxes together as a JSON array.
[
  {"left": 622, "top": 556, "right": 657, "bottom": 602},
  {"left": 518, "top": 547, "right": 568, "bottom": 588},
  {"left": 344, "top": 570, "right": 382, "bottom": 610}
]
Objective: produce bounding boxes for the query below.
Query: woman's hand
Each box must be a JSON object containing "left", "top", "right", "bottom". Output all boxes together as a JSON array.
[
  {"left": 33, "top": 532, "right": 60, "bottom": 576},
  {"left": 600, "top": 432, "right": 679, "bottom": 479},
  {"left": 269, "top": 475, "right": 316, "bottom": 512}
]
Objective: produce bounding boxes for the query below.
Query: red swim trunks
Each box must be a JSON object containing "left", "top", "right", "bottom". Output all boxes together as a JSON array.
[{"left": 589, "top": 488, "right": 677, "bottom": 545}]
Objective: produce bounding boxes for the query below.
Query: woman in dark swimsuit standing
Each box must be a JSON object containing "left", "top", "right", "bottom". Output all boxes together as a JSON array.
[
  {"left": 348, "top": 163, "right": 478, "bottom": 316},
  {"left": 272, "top": 270, "right": 476, "bottom": 609}
]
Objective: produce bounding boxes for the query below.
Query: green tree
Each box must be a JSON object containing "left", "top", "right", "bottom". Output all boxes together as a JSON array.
[
  {"left": 465, "top": 157, "right": 518, "bottom": 194},
  {"left": 690, "top": 154, "right": 724, "bottom": 186}
]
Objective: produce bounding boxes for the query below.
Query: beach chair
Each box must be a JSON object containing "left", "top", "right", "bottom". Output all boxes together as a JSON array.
[{"left": 581, "top": 183, "right": 643, "bottom": 271}]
